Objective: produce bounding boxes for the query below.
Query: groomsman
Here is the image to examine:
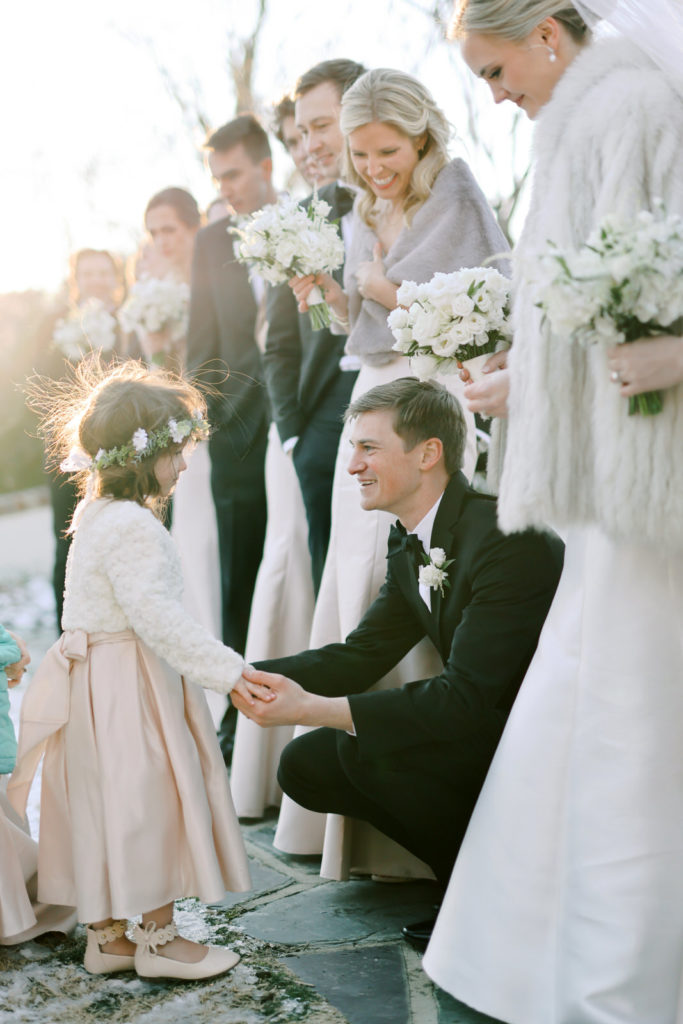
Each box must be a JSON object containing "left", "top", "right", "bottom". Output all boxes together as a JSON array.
[
  {"left": 186, "top": 114, "right": 276, "bottom": 763},
  {"left": 233, "top": 379, "right": 564, "bottom": 944},
  {"left": 263, "top": 59, "right": 366, "bottom": 593}
]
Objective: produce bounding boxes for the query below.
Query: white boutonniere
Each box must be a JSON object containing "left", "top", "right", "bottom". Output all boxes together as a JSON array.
[{"left": 418, "top": 547, "right": 454, "bottom": 598}]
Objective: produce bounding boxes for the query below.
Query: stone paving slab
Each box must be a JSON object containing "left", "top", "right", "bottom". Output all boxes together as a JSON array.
[
  {"left": 210, "top": 858, "right": 293, "bottom": 910},
  {"left": 436, "top": 987, "right": 504, "bottom": 1024},
  {"left": 238, "top": 877, "right": 439, "bottom": 946},
  {"left": 281, "top": 946, "right": 408, "bottom": 1024}
]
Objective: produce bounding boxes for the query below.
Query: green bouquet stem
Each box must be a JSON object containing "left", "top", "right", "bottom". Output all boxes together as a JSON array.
[
  {"left": 308, "top": 301, "right": 333, "bottom": 331},
  {"left": 621, "top": 323, "right": 665, "bottom": 416},
  {"left": 629, "top": 390, "right": 664, "bottom": 416}
]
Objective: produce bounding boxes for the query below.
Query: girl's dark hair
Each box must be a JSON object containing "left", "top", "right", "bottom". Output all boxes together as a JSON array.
[{"left": 31, "top": 358, "right": 207, "bottom": 518}]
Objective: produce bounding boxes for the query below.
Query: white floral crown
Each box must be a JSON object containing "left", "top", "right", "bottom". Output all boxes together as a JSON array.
[{"left": 60, "top": 412, "right": 209, "bottom": 473}]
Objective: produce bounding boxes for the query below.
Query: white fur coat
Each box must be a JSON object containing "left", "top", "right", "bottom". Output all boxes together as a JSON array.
[
  {"left": 497, "top": 37, "right": 683, "bottom": 550},
  {"left": 61, "top": 498, "right": 244, "bottom": 692}
]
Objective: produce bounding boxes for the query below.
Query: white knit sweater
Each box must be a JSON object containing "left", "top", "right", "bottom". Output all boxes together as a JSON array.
[
  {"left": 496, "top": 37, "right": 683, "bottom": 550},
  {"left": 61, "top": 498, "right": 244, "bottom": 693}
]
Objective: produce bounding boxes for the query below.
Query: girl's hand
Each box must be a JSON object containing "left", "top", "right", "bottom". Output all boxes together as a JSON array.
[
  {"left": 231, "top": 670, "right": 276, "bottom": 707},
  {"left": 607, "top": 335, "right": 683, "bottom": 397},
  {"left": 288, "top": 273, "right": 345, "bottom": 316},
  {"left": 356, "top": 243, "right": 398, "bottom": 310},
  {"left": 4, "top": 632, "right": 30, "bottom": 688}
]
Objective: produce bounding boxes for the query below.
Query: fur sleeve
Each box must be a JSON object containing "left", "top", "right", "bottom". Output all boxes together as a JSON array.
[{"left": 98, "top": 504, "right": 244, "bottom": 693}]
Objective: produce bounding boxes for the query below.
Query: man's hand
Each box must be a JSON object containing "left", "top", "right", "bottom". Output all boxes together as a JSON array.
[{"left": 231, "top": 667, "right": 354, "bottom": 732}]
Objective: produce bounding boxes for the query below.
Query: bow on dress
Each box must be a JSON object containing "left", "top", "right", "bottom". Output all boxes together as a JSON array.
[{"left": 6, "top": 630, "right": 88, "bottom": 820}]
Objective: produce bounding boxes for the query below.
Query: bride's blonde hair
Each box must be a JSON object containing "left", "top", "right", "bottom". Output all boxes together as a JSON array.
[
  {"left": 449, "top": 0, "right": 590, "bottom": 41},
  {"left": 339, "top": 68, "right": 450, "bottom": 228}
]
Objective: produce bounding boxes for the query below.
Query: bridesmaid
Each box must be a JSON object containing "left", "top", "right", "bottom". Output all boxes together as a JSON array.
[
  {"left": 35, "top": 248, "right": 124, "bottom": 628},
  {"left": 132, "top": 189, "right": 223, "bottom": 695},
  {"left": 282, "top": 68, "right": 508, "bottom": 880}
]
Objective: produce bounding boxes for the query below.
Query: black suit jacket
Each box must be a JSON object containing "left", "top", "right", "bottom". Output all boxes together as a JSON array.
[
  {"left": 262, "top": 182, "right": 353, "bottom": 443},
  {"left": 256, "top": 472, "right": 564, "bottom": 767},
  {"left": 186, "top": 215, "right": 269, "bottom": 458}
]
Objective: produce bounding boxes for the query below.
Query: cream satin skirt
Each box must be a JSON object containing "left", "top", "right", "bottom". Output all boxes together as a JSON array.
[
  {"left": 230, "top": 423, "right": 315, "bottom": 818},
  {"left": 10, "top": 630, "right": 251, "bottom": 923},
  {"left": 424, "top": 528, "right": 683, "bottom": 1024},
  {"left": 274, "top": 356, "right": 477, "bottom": 880}
]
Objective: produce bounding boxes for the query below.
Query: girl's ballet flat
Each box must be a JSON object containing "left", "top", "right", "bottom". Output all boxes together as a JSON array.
[
  {"left": 132, "top": 921, "right": 240, "bottom": 981},
  {"left": 84, "top": 921, "right": 136, "bottom": 974}
]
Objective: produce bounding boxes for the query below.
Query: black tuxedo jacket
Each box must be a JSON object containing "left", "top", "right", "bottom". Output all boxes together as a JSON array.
[
  {"left": 186, "top": 216, "right": 269, "bottom": 458},
  {"left": 262, "top": 182, "right": 353, "bottom": 443},
  {"left": 256, "top": 472, "right": 564, "bottom": 769}
]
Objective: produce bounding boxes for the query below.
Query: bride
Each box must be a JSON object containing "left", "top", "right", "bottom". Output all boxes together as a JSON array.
[{"left": 423, "top": 2, "right": 683, "bottom": 1022}]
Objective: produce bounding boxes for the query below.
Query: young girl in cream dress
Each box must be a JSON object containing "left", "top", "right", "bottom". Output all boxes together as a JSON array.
[{"left": 9, "top": 362, "right": 268, "bottom": 981}]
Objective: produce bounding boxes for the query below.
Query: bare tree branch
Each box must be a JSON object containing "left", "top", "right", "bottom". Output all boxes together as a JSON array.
[{"left": 229, "top": 0, "right": 269, "bottom": 114}]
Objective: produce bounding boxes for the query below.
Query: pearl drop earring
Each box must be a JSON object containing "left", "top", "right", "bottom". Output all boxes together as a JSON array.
[{"left": 547, "top": 45, "right": 557, "bottom": 62}]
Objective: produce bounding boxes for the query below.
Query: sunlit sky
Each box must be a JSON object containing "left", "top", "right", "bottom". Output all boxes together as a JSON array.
[{"left": 2, "top": 0, "right": 530, "bottom": 295}]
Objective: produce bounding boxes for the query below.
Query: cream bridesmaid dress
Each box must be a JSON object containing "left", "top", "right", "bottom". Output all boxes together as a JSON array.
[{"left": 229, "top": 423, "right": 315, "bottom": 818}]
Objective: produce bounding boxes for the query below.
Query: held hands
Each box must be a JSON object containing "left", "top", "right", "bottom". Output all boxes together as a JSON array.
[
  {"left": 230, "top": 666, "right": 308, "bottom": 727},
  {"left": 607, "top": 335, "right": 683, "bottom": 396},
  {"left": 229, "top": 669, "right": 276, "bottom": 709},
  {"left": 459, "top": 350, "right": 510, "bottom": 419},
  {"left": 4, "top": 632, "right": 30, "bottom": 688},
  {"left": 356, "top": 243, "right": 398, "bottom": 310}
]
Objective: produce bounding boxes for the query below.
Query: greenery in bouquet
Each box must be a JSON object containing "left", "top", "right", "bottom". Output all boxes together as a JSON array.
[
  {"left": 536, "top": 205, "right": 683, "bottom": 415},
  {"left": 52, "top": 298, "right": 117, "bottom": 361},
  {"left": 388, "top": 267, "right": 511, "bottom": 382},
  {"left": 230, "top": 194, "right": 345, "bottom": 330}
]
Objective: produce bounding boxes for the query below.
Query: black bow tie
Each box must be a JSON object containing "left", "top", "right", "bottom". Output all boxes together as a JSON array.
[
  {"left": 388, "top": 521, "right": 424, "bottom": 573},
  {"left": 336, "top": 185, "right": 355, "bottom": 219}
]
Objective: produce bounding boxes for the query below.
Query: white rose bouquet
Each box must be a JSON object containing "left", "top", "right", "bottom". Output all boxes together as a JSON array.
[
  {"left": 52, "top": 298, "right": 117, "bottom": 361},
  {"left": 536, "top": 205, "right": 683, "bottom": 415},
  {"left": 231, "top": 194, "right": 345, "bottom": 330},
  {"left": 118, "top": 277, "right": 190, "bottom": 364},
  {"left": 388, "top": 267, "right": 512, "bottom": 382}
]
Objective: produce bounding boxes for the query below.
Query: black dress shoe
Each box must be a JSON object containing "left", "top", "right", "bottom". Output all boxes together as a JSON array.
[{"left": 401, "top": 915, "right": 437, "bottom": 951}]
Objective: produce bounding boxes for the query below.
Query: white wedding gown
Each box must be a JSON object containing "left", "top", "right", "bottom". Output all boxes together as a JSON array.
[
  {"left": 273, "top": 356, "right": 477, "bottom": 879},
  {"left": 424, "top": 526, "right": 683, "bottom": 1024}
]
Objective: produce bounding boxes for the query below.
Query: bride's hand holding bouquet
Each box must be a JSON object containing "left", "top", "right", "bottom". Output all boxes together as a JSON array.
[{"left": 231, "top": 193, "right": 346, "bottom": 330}]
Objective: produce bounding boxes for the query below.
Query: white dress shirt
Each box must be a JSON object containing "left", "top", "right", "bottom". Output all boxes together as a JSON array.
[{"left": 410, "top": 494, "right": 444, "bottom": 610}]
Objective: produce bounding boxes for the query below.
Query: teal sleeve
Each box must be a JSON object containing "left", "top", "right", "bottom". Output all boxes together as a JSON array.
[{"left": 0, "top": 625, "right": 21, "bottom": 670}]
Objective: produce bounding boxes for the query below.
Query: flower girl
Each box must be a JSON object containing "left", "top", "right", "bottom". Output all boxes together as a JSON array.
[{"left": 9, "top": 361, "right": 265, "bottom": 980}]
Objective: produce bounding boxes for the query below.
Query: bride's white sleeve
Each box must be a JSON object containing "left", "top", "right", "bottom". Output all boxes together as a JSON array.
[{"left": 101, "top": 505, "right": 244, "bottom": 694}]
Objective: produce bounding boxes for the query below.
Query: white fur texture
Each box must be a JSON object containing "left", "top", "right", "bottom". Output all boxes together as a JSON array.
[
  {"left": 62, "top": 498, "right": 244, "bottom": 692},
  {"left": 497, "top": 38, "right": 683, "bottom": 550}
]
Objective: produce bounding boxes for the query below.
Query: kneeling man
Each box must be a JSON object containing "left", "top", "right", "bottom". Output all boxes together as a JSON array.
[{"left": 234, "top": 379, "right": 563, "bottom": 939}]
